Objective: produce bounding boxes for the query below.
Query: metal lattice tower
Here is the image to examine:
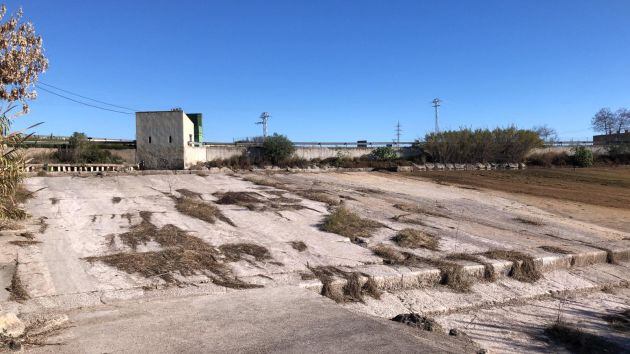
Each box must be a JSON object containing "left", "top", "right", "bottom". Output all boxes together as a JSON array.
[
  {"left": 395, "top": 121, "right": 402, "bottom": 147},
  {"left": 432, "top": 98, "right": 442, "bottom": 134},
  {"left": 256, "top": 112, "right": 270, "bottom": 139}
]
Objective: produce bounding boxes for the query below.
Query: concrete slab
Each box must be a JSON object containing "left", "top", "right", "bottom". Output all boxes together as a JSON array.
[{"left": 28, "top": 287, "right": 477, "bottom": 354}]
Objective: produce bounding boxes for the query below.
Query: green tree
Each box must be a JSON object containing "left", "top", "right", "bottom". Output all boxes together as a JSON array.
[
  {"left": 370, "top": 146, "right": 397, "bottom": 160},
  {"left": 572, "top": 146, "right": 593, "bottom": 167},
  {"left": 262, "top": 134, "right": 295, "bottom": 164}
]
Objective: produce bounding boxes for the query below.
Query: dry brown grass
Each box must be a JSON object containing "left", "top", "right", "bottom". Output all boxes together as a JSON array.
[
  {"left": 321, "top": 206, "right": 382, "bottom": 242},
  {"left": 514, "top": 216, "right": 545, "bottom": 226},
  {"left": 17, "top": 231, "right": 34, "bottom": 239},
  {"left": 111, "top": 197, "right": 122, "bottom": 204},
  {"left": 0, "top": 219, "right": 21, "bottom": 231},
  {"left": 603, "top": 309, "right": 630, "bottom": 332},
  {"left": 173, "top": 196, "right": 235, "bottom": 226},
  {"left": 219, "top": 243, "right": 272, "bottom": 263},
  {"left": 309, "top": 266, "right": 381, "bottom": 303},
  {"left": 483, "top": 249, "right": 542, "bottom": 282},
  {"left": 544, "top": 321, "right": 623, "bottom": 353},
  {"left": 391, "top": 213, "right": 427, "bottom": 226},
  {"left": 446, "top": 253, "right": 496, "bottom": 282},
  {"left": 293, "top": 189, "right": 340, "bottom": 206},
  {"left": 213, "top": 191, "right": 308, "bottom": 212},
  {"left": 372, "top": 248, "right": 473, "bottom": 292},
  {"left": 8, "top": 263, "right": 29, "bottom": 302},
  {"left": 175, "top": 188, "right": 202, "bottom": 199},
  {"left": 289, "top": 241, "right": 307, "bottom": 252},
  {"left": 539, "top": 245, "right": 572, "bottom": 254},
  {"left": 393, "top": 203, "right": 450, "bottom": 219},
  {"left": 392, "top": 228, "right": 439, "bottom": 250},
  {"left": 9, "top": 240, "right": 41, "bottom": 247},
  {"left": 37, "top": 217, "right": 48, "bottom": 234},
  {"left": 49, "top": 198, "right": 59, "bottom": 205}
]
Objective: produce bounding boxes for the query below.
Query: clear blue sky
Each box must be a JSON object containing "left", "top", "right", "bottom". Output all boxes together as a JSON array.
[{"left": 7, "top": 0, "right": 630, "bottom": 141}]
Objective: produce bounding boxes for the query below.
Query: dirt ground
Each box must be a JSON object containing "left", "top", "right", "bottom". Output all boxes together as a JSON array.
[
  {"left": 1, "top": 170, "right": 629, "bottom": 353},
  {"left": 403, "top": 167, "right": 630, "bottom": 232}
]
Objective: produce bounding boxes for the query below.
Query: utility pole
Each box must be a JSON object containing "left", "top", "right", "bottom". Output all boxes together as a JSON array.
[
  {"left": 256, "top": 112, "right": 270, "bottom": 139},
  {"left": 432, "top": 98, "right": 442, "bottom": 134},
  {"left": 395, "top": 121, "right": 402, "bottom": 147}
]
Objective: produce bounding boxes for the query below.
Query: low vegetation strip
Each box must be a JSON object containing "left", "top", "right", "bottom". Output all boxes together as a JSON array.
[
  {"left": 308, "top": 266, "right": 380, "bottom": 303},
  {"left": 392, "top": 228, "right": 439, "bottom": 250},
  {"left": 172, "top": 195, "right": 235, "bottom": 226},
  {"left": 483, "top": 250, "right": 542, "bottom": 283}
]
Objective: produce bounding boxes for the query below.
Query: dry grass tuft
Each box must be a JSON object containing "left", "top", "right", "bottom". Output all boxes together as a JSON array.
[
  {"left": 219, "top": 243, "right": 272, "bottom": 263},
  {"left": 372, "top": 244, "right": 406, "bottom": 263},
  {"left": 393, "top": 203, "right": 450, "bottom": 219},
  {"left": 391, "top": 213, "right": 427, "bottom": 226},
  {"left": 176, "top": 188, "right": 202, "bottom": 199},
  {"left": 603, "top": 309, "right": 630, "bottom": 332},
  {"left": 8, "top": 263, "right": 29, "bottom": 302},
  {"left": 483, "top": 249, "right": 542, "bottom": 282},
  {"left": 514, "top": 216, "right": 545, "bottom": 226},
  {"left": 0, "top": 219, "right": 21, "bottom": 231},
  {"left": 49, "top": 198, "right": 59, "bottom": 205},
  {"left": 544, "top": 321, "right": 623, "bottom": 353},
  {"left": 9, "top": 240, "right": 41, "bottom": 247},
  {"left": 309, "top": 266, "right": 381, "bottom": 303},
  {"left": 293, "top": 189, "right": 340, "bottom": 206},
  {"left": 173, "top": 196, "right": 235, "bottom": 226},
  {"left": 321, "top": 206, "right": 382, "bottom": 242},
  {"left": 392, "top": 228, "right": 439, "bottom": 250},
  {"left": 214, "top": 191, "right": 308, "bottom": 212},
  {"left": 446, "top": 253, "right": 496, "bottom": 282},
  {"left": 391, "top": 313, "right": 443, "bottom": 332},
  {"left": 37, "top": 217, "right": 48, "bottom": 234},
  {"left": 111, "top": 197, "right": 122, "bottom": 204},
  {"left": 17, "top": 231, "right": 35, "bottom": 240},
  {"left": 539, "top": 245, "right": 572, "bottom": 254},
  {"left": 289, "top": 241, "right": 307, "bottom": 252},
  {"left": 373, "top": 249, "right": 473, "bottom": 292}
]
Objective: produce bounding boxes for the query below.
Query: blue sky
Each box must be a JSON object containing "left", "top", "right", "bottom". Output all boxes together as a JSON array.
[{"left": 7, "top": 0, "right": 630, "bottom": 141}]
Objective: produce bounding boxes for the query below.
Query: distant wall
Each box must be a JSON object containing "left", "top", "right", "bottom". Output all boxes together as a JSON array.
[
  {"left": 23, "top": 147, "right": 136, "bottom": 164},
  {"left": 527, "top": 146, "right": 606, "bottom": 156}
]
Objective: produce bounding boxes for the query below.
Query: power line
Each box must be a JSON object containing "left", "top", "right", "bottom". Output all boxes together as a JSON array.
[
  {"left": 432, "top": 98, "right": 442, "bottom": 134},
  {"left": 395, "top": 121, "right": 402, "bottom": 147},
  {"left": 38, "top": 81, "right": 138, "bottom": 112},
  {"left": 36, "top": 85, "right": 133, "bottom": 115},
  {"left": 256, "top": 112, "right": 270, "bottom": 139}
]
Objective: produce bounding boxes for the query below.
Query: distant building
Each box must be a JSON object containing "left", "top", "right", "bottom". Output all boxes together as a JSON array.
[
  {"left": 593, "top": 131, "right": 630, "bottom": 145},
  {"left": 135, "top": 110, "right": 203, "bottom": 169}
]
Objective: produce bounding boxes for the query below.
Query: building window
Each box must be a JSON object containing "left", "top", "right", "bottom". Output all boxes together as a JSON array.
[
  {"left": 169, "top": 136, "right": 172, "bottom": 143},
  {"left": 148, "top": 136, "right": 152, "bottom": 144}
]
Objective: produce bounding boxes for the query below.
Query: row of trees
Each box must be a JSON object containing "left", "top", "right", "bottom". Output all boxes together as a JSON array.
[
  {"left": 423, "top": 127, "right": 543, "bottom": 163},
  {"left": 592, "top": 108, "right": 629, "bottom": 135}
]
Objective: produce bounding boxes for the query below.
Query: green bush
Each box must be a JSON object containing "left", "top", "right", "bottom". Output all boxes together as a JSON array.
[
  {"left": 54, "top": 132, "right": 123, "bottom": 164},
  {"left": 572, "top": 146, "right": 593, "bottom": 167},
  {"left": 370, "top": 146, "right": 398, "bottom": 160},
  {"left": 262, "top": 134, "right": 295, "bottom": 164},
  {"left": 424, "top": 126, "right": 543, "bottom": 163}
]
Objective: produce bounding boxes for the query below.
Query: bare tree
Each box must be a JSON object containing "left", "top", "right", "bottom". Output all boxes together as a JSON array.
[
  {"left": 615, "top": 108, "right": 629, "bottom": 133},
  {"left": 591, "top": 108, "right": 616, "bottom": 135},
  {"left": 0, "top": 5, "right": 48, "bottom": 219},
  {"left": 533, "top": 125, "right": 558, "bottom": 144}
]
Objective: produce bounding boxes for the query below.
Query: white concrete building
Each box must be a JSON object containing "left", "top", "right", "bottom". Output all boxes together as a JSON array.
[{"left": 136, "top": 110, "right": 203, "bottom": 169}]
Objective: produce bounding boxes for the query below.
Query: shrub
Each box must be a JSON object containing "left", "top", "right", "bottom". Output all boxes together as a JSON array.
[
  {"left": 262, "top": 134, "right": 295, "bottom": 164},
  {"left": 572, "top": 146, "right": 593, "bottom": 167},
  {"left": 53, "top": 132, "right": 123, "bottom": 164},
  {"left": 423, "top": 126, "right": 543, "bottom": 163},
  {"left": 370, "top": 146, "right": 398, "bottom": 160}
]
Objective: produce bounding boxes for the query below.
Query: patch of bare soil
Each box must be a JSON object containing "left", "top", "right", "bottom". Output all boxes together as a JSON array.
[
  {"left": 84, "top": 212, "right": 271, "bottom": 289},
  {"left": 289, "top": 241, "right": 307, "bottom": 252},
  {"left": 321, "top": 206, "right": 383, "bottom": 242},
  {"left": 408, "top": 167, "right": 630, "bottom": 210},
  {"left": 309, "top": 266, "right": 381, "bottom": 303},
  {"left": 241, "top": 174, "right": 340, "bottom": 206},
  {"left": 393, "top": 203, "right": 450, "bottom": 219},
  {"left": 392, "top": 228, "right": 439, "bottom": 250},
  {"left": 483, "top": 249, "right": 542, "bottom": 282},
  {"left": 544, "top": 321, "right": 624, "bottom": 353},
  {"left": 173, "top": 195, "right": 235, "bottom": 226}
]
